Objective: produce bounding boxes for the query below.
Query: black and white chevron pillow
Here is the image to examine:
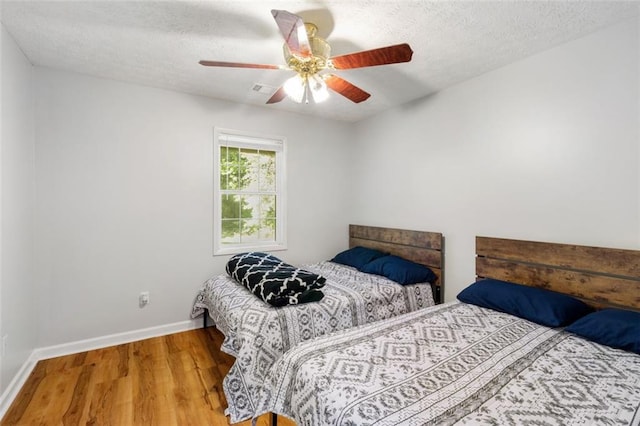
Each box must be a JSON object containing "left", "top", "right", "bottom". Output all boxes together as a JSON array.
[{"left": 226, "top": 252, "right": 326, "bottom": 307}]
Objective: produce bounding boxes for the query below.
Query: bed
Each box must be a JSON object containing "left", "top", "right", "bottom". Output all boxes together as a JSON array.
[
  {"left": 190, "top": 224, "right": 444, "bottom": 423},
  {"left": 256, "top": 236, "right": 640, "bottom": 425}
]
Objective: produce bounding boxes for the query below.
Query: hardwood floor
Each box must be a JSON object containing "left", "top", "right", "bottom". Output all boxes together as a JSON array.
[{"left": 1, "top": 328, "right": 296, "bottom": 425}]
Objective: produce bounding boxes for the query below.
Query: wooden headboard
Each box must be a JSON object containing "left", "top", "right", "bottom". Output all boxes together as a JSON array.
[
  {"left": 476, "top": 236, "right": 640, "bottom": 311},
  {"left": 349, "top": 224, "right": 445, "bottom": 303}
]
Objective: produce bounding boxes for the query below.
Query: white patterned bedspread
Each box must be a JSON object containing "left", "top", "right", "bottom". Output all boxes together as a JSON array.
[
  {"left": 257, "top": 302, "right": 640, "bottom": 426},
  {"left": 191, "top": 261, "right": 435, "bottom": 423}
]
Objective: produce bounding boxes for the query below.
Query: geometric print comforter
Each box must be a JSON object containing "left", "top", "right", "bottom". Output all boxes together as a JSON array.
[
  {"left": 191, "top": 261, "right": 435, "bottom": 423},
  {"left": 256, "top": 302, "right": 640, "bottom": 426}
]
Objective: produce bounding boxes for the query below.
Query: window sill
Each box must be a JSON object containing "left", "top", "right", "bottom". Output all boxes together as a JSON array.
[{"left": 213, "top": 243, "right": 287, "bottom": 256}]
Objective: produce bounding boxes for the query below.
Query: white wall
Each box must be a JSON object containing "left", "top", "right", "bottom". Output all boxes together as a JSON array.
[
  {"left": 0, "top": 25, "right": 36, "bottom": 395},
  {"left": 352, "top": 17, "right": 640, "bottom": 301},
  {"left": 34, "top": 69, "right": 353, "bottom": 347}
]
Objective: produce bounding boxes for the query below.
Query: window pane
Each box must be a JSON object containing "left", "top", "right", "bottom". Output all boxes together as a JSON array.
[
  {"left": 241, "top": 195, "right": 259, "bottom": 219},
  {"left": 241, "top": 219, "right": 259, "bottom": 242},
  {"left": 221, "top": 219, "right": 241, "bottom": 243},
  {"left": 221, "top": 194, "right": 240, "bottom": 219},
  {"left": 259, "top": 219, "right": 276, "bottom": 241},
  {"left": 220, "top": 146, "right": 229, "bottom": 190},
  {"left": 260, "top": 195, "right": 276, "bottom": 219},
  {"left": 259, "top": 150, "right": 276, "bottom": 192},
  {"left": 239, "top": 148, "right": 260, "bottom": 191},
  {"left": 220, "top": 147, "right": 240, "bottom": 190}
]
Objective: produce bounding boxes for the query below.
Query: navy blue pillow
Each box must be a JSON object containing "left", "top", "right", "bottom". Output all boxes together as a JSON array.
[
  {"left": 359, "top": 255, "right": 437, "bottom": 285},
  {"left": 331, "top": 246, "right": 387, "bottom": 269},
  {"left": 565, "top": 309, "right": 640, "bottom": 354},
  {"left": 457, "top": 279, "right": 593, "bottom": 327}
]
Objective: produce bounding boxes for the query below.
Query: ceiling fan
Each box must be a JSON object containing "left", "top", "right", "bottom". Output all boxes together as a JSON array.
[{"left": 199, "top": 9, "right": 413, "bottom": 105}]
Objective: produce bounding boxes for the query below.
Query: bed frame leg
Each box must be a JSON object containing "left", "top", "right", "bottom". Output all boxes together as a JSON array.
[
  {"left": 203, "top": 308, "right": 208, "bottom": 328},
  {"left": 271, "top": 412, "right": 278, "bottom": 426}
]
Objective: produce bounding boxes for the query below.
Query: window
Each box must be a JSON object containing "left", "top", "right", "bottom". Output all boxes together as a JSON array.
[{"left": 213, "top": 128, "right": 286, "bottom": 255}]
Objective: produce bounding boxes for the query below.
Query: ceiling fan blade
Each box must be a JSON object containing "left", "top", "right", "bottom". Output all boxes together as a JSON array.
[
  {"left": 199, "top": 60, "right": 283, "bottom": 70},
  {"left": 330, "top": 43, "right": 413, "bottom": 69},
  {"left": 266, "top": 86, "right": 287, "bottom": 104},
  {"left": 271, "top": 9, "right": 312, "bottom": 57},
  {"left": 324, "top": 75, "right": 371, "bottom": 103}
]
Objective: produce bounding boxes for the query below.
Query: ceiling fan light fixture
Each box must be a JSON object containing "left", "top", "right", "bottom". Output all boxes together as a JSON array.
[
  {"left": 283, "top": 74, "right": 306, "bottom": 103},
  {"left": 200, "top": 9, "right": 412, "bottom": 105},
  {"left": 310, "top": 74, "right": 329, "bottom": 103}
]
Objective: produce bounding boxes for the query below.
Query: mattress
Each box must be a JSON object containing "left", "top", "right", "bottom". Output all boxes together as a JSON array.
[
  {"left": 191, "top": 260, "right": 435, "bottom": 422},
  {"left": 257, "top": 302, "right": 640, "bottom": 425}
]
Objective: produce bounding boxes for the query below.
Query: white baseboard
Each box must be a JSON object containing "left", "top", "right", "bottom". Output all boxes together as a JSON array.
[
  {"left": 35, "top": 318, "right": 202, "bottom": 360},
  {"left": 0, "top": 350, "right": 38, "bottom": 421},
  {"left": 0, "top": 318, "right": 202, "bottom": 420}
]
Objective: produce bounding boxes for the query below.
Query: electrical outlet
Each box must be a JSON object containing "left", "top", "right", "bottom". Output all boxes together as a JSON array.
[
  {"left": 139, "top": 291, "right": 150, "bottom": 308},
  {"left": 2, "top": 335, "right": 7, "bottom": 357}
]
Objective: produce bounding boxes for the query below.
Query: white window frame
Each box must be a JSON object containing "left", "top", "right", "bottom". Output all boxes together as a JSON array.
[{"left": 213, "top": 127, "right": 287, "bottom": 256}]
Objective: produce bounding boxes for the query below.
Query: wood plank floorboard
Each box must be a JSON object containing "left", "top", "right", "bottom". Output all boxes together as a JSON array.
[{"left": 1, "top": 328, "right": 296, "bottom": 426}]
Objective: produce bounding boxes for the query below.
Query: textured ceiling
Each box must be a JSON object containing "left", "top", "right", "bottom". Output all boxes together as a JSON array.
[{"left": 1, "top": 1, "right": 638, "bottom": 122}]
